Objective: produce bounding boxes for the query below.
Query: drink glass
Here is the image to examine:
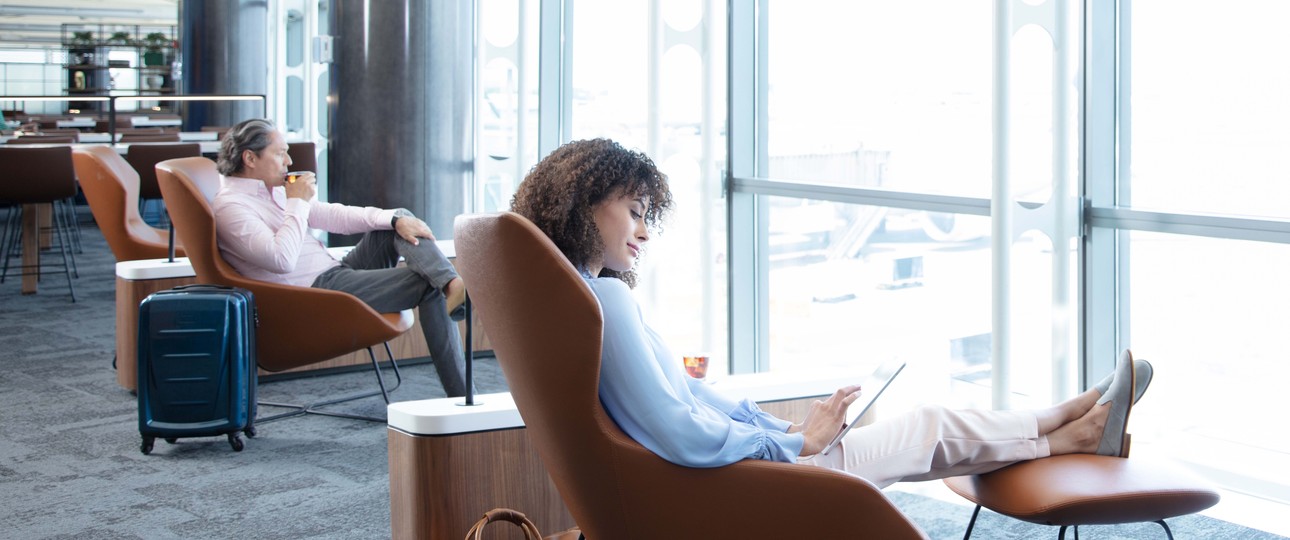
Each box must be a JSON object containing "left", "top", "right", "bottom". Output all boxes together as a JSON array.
[
  {"left": 285, "top": 171, "right": 308, "bottom": 184},
  {"left": 683, "top": 355, "right": 709, "bottom": 379}
]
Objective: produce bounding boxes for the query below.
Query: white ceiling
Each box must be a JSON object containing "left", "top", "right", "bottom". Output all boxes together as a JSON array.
[{"left": 0, "top": 0, "right": 179, "bottom": 47}]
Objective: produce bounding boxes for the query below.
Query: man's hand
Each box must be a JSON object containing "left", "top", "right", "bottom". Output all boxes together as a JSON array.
[
  {"left": 792, "top": 384, "right": 862, "bottom": 457},
  {"left": 394, "top": 214, "right": 436, "bottom": 245},
  {"left": 283, "top": 172, "right": 317, "bottom": 201}
]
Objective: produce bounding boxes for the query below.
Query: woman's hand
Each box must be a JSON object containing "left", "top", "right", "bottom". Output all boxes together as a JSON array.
[{"left": 792, "top": 384, "right": 862, "bottom": 457}]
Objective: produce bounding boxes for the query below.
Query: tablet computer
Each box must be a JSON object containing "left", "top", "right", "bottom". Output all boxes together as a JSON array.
[{"left": 819, "top": 359, "right": 906, "bottom": 456}]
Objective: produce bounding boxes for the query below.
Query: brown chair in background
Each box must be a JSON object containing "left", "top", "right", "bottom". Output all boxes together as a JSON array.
[
  {"left": 34, "top": 117, "right": 68, "bottom": 130},
  {"left": 6, "top": 135, "right": 76, "bottom": 144},
  {"left": 119, "top": 133, "right": 181, "bottom": 143},
  {"left": 71, "top": 145, "right": 185, "bottom": 261},
  {"left": 453, "top": 211, "right": 928, "bottom": 540},
  {"left": 38, "top": 129, "right": 82, "bottom": 142},
  {"left": 0, "top": 146, "right": 79, "bottom": 301},
  {"left": 156, "top": 156, "right": 415, "bottom": 422},
  {"left": 286, "top": 141, "right": 317, "bottom": 173},
  {"left": 200, "top": 126, "right": 230, "bottom": 140},
  {"left": 125, "top": 142, "right": 201, "bottom": 226}
]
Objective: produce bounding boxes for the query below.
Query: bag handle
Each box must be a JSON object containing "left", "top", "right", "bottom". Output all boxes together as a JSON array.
[{"left": 464, "top": 508, "right": 543, "bottom": 540}]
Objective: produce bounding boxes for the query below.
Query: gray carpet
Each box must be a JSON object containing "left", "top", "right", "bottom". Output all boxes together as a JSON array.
[{"left": 1, "top": 210, "right": 1283, "bottom": 539}]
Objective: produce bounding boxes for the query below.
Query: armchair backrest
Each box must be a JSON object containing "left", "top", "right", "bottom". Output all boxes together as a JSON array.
[
  {"left": 152, "top": 157, "right": 240, "bottom": 285},
  {"left": 71, "top": 145, "right": 184, "bottom": 261},
  {"left": 0, "top": 146, "right": 77, "bottom": 203},
  {"left": 453, "top": 212, "right": 927, "bottom": 539},
  {"left": 125, "top": 142, "right": 201, "bottom": 200}
]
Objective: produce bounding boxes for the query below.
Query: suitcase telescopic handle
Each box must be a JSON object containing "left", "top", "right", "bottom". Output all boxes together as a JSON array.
[{"left": 172, "top": 284, "right": 235, "bottom": 291}]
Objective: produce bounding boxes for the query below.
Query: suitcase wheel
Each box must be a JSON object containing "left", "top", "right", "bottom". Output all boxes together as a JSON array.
[
  {"left": 141, "top": 436, "right": 155, "bottom": 455},
  {"left": 244, "top": 426, "right": 256, "bottom": 438},
  {"left": 228, "top": 433, "right": 244, "bottom": 452},
  {"left": 164, "top": 438, "right": 178, "bottom": 444}
]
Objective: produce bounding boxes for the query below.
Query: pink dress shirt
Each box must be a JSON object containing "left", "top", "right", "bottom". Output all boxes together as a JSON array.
[{"left": 212, "top": 175, "right": 397, "bottom": 287}]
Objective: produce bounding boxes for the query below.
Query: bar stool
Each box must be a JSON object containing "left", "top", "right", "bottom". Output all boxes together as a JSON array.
[
  {"left": 119, "top": 133, "right": 181, "bottom": 143},
  {"left": 286, "top": 141, "right": 317, "bottom": 173},
  {"left": 0, "top": 146, "right": 80, "bottom": 301},
  {"left": 36, "top": 129, "right": 82, "bottom": 142},
  {"left": 5, "top": 135, "right": 76, "bottom": 145},
  {"left": 2, "top": 137, "right": 85, "bottom": 253}
]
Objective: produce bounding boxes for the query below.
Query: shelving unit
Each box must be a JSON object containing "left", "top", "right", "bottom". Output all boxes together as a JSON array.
[{"left": 61, "top": 24, "right": 178, "bottom": 113}]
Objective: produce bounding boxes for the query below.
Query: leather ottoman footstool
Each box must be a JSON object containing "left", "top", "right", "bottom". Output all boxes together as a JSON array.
[{"left": 943, "top": 454, "right": 1220, "bottom": 539}]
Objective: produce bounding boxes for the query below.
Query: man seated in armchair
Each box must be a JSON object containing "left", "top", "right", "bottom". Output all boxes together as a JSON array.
[{"left": 211, "top": 118, "right": 469, "bottom": 397}]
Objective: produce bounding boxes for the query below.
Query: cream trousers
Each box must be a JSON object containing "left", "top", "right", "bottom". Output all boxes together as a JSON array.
[{"left": 797, "top": 404, "right": 1051, "bottom": 488}]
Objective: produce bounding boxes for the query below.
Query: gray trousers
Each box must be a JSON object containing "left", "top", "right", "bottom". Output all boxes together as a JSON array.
[{"left": 311, "top": 229, "right": 468, "bottom": 397}]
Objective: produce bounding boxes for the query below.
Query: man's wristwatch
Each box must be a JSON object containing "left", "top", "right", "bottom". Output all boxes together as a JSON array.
[{"left": 391, "top": 209, "right": 412, "bottom": 230}]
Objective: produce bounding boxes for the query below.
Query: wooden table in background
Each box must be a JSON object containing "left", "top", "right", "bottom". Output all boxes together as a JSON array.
[{"left": 19, "top": 203, "right": 55, "bottom": 294}]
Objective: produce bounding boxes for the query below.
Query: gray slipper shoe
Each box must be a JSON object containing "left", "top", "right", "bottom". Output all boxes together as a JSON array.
[
  {"left": 1092, "top": 357, "right": 1154, "bottom": 404},
  {"left": 1095, "top": 349, "right": 1136, "bottom": 457}
]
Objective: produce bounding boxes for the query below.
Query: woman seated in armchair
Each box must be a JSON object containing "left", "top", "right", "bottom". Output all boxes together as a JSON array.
[{"left": 509, "top": 138, "right": 1152, "bottom": 488}]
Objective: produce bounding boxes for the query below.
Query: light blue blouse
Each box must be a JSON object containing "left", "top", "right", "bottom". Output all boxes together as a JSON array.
[{"left": 586, "top": 276, "right": 805, "bottom": 467}]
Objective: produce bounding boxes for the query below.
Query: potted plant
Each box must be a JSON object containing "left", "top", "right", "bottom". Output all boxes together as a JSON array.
[
  {"left": 70, "top": 31, "right": 95, "bottom": 47},
  {"left": 142, "top": 32, "right": 170, "bottom": 67},
  {"left": 69, "top": 31, "right": 96, "bottom": 65},
  {"left": 107, "top": 31, "right": 133, "bottom": 46}
]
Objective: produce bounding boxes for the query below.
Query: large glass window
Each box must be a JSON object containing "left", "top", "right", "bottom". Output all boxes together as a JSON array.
[
  {"left": 1126, "top": 232, "right": 1290, "bottom": 502},
  {"left": 1107, "top": 0, "right": 1290, "bottom": 515},
  {"left": 1128, "top": 2, "right": 1290, "bottom": 219},
  {"left": 765, "top": 0, "right": 993, "bottom": 198},
  {"left": 764, "top": 198, "right": 996, "bottom": 396},
  {"left": 569, "top": 0, "right": 728, "bottom": 369},
  {"left": 479, "top": 0, "right": 540, "bottom": 213}
]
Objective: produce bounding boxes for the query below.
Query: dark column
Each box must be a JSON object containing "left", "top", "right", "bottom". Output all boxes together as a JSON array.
[
  {"left": 329, "top": 0, "right": 473, "bottom": 244},
  {"left": 178, "top": 0, "right": 268, "bottom": 127}
]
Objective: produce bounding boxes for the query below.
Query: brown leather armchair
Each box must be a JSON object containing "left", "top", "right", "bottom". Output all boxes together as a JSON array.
[
  {"left": 72, "top": 145, "right": 185, "bottom": 261},
  {"left": 453, "top": 211, "right": 927, "bottom": 539},
  {"left": 155, "top": 156, "right": 415, "bottom": 421}
]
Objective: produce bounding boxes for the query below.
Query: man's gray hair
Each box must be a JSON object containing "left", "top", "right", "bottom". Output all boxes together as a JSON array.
[{"left": 216, "top": 118, "right": 277, "bottom": 176}]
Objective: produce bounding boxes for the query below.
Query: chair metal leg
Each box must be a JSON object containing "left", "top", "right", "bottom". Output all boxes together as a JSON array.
[
  {"left": 257, "top": 342, "right": 403, "bottom": 424},
  {"left": 962, "top": 504, "right": 982, "bottom": 540},
  {"left": 975, "top": 516, "right": 1175, "bottom": 540},
  {"left": 0, "top": 207, "right": 16, "bottom": 282},
  {"left": 305, "top": 342, "right": 402, "bottom": 422},
  {"left": 44, "top": 200, "right": 77, "bottom": 299},
  {"left": 62, "top": 196, "right": 82, "bottom": 254},
  {"left": 1155, "top": 519, "right": 1174, "bottom": 540},
  {"left": 51, "top": 201, "right": 77, "bottom": 301},
  {"left": 0, "top": 204, "right": 76, "bottom": 300}
]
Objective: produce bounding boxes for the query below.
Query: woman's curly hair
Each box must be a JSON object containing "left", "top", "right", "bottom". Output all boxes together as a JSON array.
[{"left": 510, "top": 138, "right": 673, "bottom": 288}]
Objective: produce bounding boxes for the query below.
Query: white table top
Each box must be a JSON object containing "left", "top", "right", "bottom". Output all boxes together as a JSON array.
[
  {"left": 387, "top": 370, "right": 866, "bottom": 436},
  {"left": 111, "top": 140, "right": 221, "bottom": 154},
  {"left": 130, "top": 117, "right": 182, "bottom": 127},
  {"left": 56, "top": 119, "right": 96, "bottom": 128}
]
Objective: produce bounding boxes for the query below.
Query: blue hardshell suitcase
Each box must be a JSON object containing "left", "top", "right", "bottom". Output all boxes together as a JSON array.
[{"left": 137, "top": 284, "right": 258, "bottom": 454}]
